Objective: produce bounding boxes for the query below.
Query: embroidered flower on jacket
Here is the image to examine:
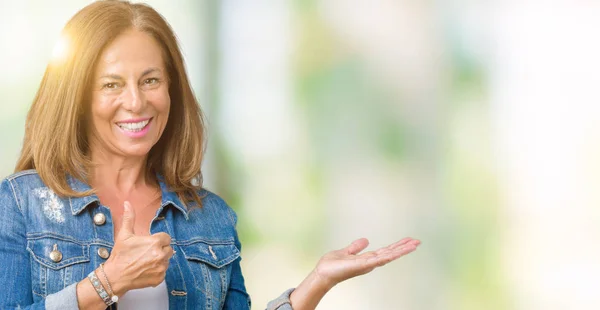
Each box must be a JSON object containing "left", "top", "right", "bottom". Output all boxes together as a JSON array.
[{"left": 33, "top": 188, "right": 65, "bottom": 223}]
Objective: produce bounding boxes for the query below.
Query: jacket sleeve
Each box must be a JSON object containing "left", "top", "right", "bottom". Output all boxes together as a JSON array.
[
  {"left": 221, "top": 199, "right": 296, "bottom": 310},
  {"left": 265, "top": 288, "right": 295, "bottom": 310},
  {"left": 0, "top": 178, "right": 80, "bottom": 310},
  {"left": 222, "top": 206, "right": 252, "bottom": 309}
]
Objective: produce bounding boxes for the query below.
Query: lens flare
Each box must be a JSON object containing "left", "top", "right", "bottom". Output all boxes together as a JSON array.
[{"left": 51, "top": 34, "right": 70, "bottom": 64}]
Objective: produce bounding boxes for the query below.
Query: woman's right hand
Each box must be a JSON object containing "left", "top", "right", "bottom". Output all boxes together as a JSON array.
[{"left": 102, "top": 201, "right": 173, "bottom": 296}]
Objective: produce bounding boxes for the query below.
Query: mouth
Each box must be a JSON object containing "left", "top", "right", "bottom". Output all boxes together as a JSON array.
[{"left": 115, "top": 118, "right": 152, "bottom": 133}]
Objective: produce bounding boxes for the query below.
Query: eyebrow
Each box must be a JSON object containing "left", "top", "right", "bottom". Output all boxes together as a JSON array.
[
  {"left": 99, "top": 73, "right": 123, "bottom": 80},
  {"left": 141, "top": 67, "right": 161, "bottom": 77},
  {"left": 98, "top": 67, "right": 162, "bottom": 80}
]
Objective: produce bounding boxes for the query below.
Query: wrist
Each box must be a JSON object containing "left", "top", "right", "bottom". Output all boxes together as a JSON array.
[
  {"left": 289, "top": 269, "right": 333, "bottom": 310},
  {"left": 306, "top": 268, "right": 336, "bottom": 293},
  {"left": 102, "top": 260, "right": 127, "bottom": 296},
  {"left": 311, "top": 267, "right": 335, "bottom": 292}
]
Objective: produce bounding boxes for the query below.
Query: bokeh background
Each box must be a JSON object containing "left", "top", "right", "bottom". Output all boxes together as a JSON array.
[{"left": 2, "top": 1, "right": 600, "bottom": 309}]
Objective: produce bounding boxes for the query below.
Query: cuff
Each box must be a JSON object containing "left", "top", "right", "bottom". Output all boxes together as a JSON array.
[
  {"left": 45, "top": 282, "right": 79, "bottom": 310},
  {"left": 266, "top": 288, "right": 295, "bottom": 310}
]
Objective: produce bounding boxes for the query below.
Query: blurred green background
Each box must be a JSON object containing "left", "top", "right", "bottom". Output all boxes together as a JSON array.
[{"left": 3, "top": 1, "right": 600, "bottom": 309}]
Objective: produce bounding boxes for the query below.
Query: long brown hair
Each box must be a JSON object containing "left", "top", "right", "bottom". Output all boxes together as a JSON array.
[{"left": 15, "top": 0, "right": 206, "bottom": 208}]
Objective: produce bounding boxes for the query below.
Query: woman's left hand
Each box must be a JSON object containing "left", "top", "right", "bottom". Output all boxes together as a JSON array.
[
  {"left": 314, "top": 237, "right": 421, "bottom": 290},
  {"left": 288, "top": 237, "right": 420, "bottom": 310}
]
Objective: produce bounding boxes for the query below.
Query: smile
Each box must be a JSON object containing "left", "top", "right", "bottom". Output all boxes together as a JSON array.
[{"left": 116, "top": 118, "right": 151, "bottom": 132}]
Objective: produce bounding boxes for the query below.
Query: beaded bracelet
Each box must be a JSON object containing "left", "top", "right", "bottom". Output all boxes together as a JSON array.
[
  {"left": 88, "top": 270, "right": 116, "bottom": 306},
  {"left": 98, "top": 263, "right": 119, "bottom": 303}
]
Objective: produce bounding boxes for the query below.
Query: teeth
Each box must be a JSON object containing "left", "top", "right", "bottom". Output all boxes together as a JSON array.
[{"left": 117, "top": 120, "right": 150, "bottom": 132}]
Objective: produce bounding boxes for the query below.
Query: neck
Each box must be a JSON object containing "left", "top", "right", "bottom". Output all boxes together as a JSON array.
[{"left": 88, "top": 146, "right": 153, "bottom": 197}]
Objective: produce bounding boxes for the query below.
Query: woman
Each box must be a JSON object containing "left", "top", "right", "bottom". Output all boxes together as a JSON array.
[{"left": 0, "top": 1, "right": 420, "bottom": 309}]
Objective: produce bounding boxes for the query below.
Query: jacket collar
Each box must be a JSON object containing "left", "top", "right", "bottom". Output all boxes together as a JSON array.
[{"left": 67, "top": 174, "right": 190, "bottom": 219}]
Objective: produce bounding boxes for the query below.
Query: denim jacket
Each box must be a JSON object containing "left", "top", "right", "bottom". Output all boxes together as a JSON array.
[{"left": 0, "top": 170, "right": 294, "bottom": 310}]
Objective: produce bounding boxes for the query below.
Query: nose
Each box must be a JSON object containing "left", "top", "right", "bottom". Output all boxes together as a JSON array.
[{"left": 121, "top": 84, "right": 146, "bottom": 113}]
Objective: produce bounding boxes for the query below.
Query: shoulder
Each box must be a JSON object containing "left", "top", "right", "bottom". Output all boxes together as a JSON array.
[
  {"left": 198, "top": 188, "right": 228, "bottom": 208},
  {"left": 1, "top": 170, "right": 43, "bottom": 214},
  {"left": 1, "top": 169, "right": 46, "bottom": 199},
  {"left": 3, "top": 169, "right": 44, "bottom": 187},
  {"left": 2, "top": 169, "right": 49, "bottom": 200},
  {"left": 196, "top": 188, "right": 239, "bottom": 225}
]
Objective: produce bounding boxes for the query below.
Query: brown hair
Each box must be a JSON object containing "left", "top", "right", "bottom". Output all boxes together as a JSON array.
[{"left": 15, "top": 0, "right": 206, "bottom": 207}]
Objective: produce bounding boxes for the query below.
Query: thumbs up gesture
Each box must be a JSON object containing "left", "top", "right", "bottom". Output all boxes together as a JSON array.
[
  {"left": 102, "top": 201, "right": 174, "bottom": 296},
  {"left": 117, "top": 200, "right": 138, "bottom": 240}
]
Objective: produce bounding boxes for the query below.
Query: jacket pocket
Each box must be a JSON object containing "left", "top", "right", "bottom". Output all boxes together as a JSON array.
[
  {"left": 26, "top": 235, "right": 90, "bottom": 297},
  {"left": 179, "top": 239, "right": 240, "bottom": 308}
]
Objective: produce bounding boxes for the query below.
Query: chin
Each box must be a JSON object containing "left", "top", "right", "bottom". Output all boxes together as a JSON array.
[{"left": 117, "top": 144, "right": 155, "bottom": 158}]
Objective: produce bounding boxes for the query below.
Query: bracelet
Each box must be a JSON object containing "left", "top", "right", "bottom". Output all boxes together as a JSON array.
[
  {"left": 98, "top": 263, "right": 119, "bottom": 303},
  {"left": 88, "top": 270, "right": 115, "bottom": 306}
]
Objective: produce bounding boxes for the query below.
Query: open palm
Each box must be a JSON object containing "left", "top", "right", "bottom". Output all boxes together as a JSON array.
[{"left": 314, "top": 237, "right": 421, "bottom": 289}]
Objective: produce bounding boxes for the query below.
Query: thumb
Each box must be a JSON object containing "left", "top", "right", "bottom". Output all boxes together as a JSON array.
[
  {"left": 118, "top": 201, "right": 136, "bottom": 238},
  {"left": 344, "top": 238, "right": 369, "bottom": 255}
]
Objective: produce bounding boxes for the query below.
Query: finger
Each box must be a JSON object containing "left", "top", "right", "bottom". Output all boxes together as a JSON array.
[
  {"left": 385, "top": 240, "right": 420, "bottom": 255},
  {"left": 387, "top": 237, "right": 415, "bottom": 250},
  {"left": 152, "top": 232, "right": 172, "bottom": 246},
  {"left": 374, "top": 244, "right": 419, "bottom": 267},
  {"left": 374, "top": 238, "right": 417, "bottom": 256},
  {"left": 344, "top": 238, "right": 370, "bottom": 255},
  {"left": 118, "top": 201, "right": 136, "bottom": 238},
  {"left": 354, "top": 238, "right": 417, "bottom": 258},
  {"left": 360, "top": 242, "right": 418, "bottom": 270},
  {"left": 159, "top": 245, "right": 175, "bottom": 262},
  {"left": 390, "top": 244, "right": 419, "bottom": 261},
  {"left": 358, "top": 237, "right": 419, "bottom": 258},
  {"left": 161, "top": 245, "right": 174, "bottom": 257}
]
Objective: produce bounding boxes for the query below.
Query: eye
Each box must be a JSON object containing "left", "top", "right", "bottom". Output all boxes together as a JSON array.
[
  {"left": 144, "top": 78, "right": 159, "bottom": 85},
  {"left": 102, "top": 82, "right": 119, "bottom": 90}
]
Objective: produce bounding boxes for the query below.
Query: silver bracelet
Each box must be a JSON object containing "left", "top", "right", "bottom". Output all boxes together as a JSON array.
[
  {"left": 98, "top": 263, "right": 119, "bottom": 303},
  {"left": 88, "top": 270, "right": 115, "bottom": 306}
]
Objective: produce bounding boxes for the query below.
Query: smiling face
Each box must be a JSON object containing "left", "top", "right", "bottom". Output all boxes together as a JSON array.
[{"left": 88, "top": 28, "right": 170, "bottom": 160}]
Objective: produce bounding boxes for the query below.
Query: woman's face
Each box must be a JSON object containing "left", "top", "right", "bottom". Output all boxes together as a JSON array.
[{"left": 88, "top": 28, "right": 170, "bottom": 160}]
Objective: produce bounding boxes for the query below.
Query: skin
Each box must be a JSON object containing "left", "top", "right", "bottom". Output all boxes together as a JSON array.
[
  {"left": 74, "top": 28, "right": 421, "bottom": 310},
  {"left": 75, "top": 28, "right": 173, "bottom": 309},
  {"left": 289, "top": 237, "right": 420, "bottom": 310}
]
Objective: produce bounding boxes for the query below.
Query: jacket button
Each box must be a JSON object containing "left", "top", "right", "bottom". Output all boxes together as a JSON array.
[
  {"left": 49, "top": 244, "right": 62, "bottom": 263},
  {"left": 93, "top": 213, "right": 106, "bottom": 226},
  {"left": 98, "top": 247, "right": 110, "bottom": 259}
]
